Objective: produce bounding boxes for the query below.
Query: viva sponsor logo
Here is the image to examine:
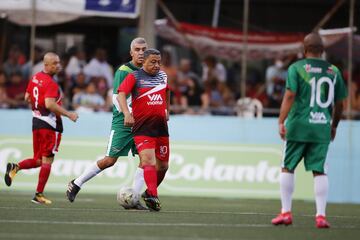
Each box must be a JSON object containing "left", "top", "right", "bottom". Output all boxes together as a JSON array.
[
  {"left": 147, "top": 94, "right": 163, "bottom": 105},
  {"left": 309, "top": 111, "right": 327, "bottom": 124}
]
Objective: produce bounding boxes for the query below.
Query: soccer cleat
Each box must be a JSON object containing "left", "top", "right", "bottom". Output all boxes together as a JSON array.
[
  {"left": 123, "top": 201, "right": 149, "bottom": 211},
  {"left": 4, "top": 163, "right": 19, "bottom": 187},
  {"left": 142, "top": 190, "right": 161, "bottom": 211},
  {"left": 31, "top": 192, "right": 52, "bottom": 204},
  {"left": 66, "top": 179, "right": 81, "bottom": 202},
  {"left": 316, "top": 215, "right": 330, "bottom": 228},
  {"left": 271, "top": 212, "right": 293, "bottom": 226},
  {"left": 141, "top": 190, "right": 149, "bottom": 199}
]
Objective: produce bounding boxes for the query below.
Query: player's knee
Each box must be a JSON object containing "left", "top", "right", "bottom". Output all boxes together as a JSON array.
[
  {"left": 35, "top": 159, "right": 42, "bottom": 167},
  {"left": 139, "top": 150, "right": 156, "bottom": 165},
  {"left": 141, "top": 159, "right": 155, "bottom": 166},
  {"left": 42, "top": 156, "right": 54, "bottom": 164},
  {"left": 281, "top": 168, "right": 294, "bottom": 173},
  {"left": 141, "top": 156, "right": 155, "bottom": 166},
  {"left": 98, "top": 157, "right": 117, "bottom": 169},
  {"left": 313, "top": 171, "right": 326, "bottom": 176}
]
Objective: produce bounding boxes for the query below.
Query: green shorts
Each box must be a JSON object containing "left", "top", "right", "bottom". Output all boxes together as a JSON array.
[
  {"left": 105, "top": 127, "right": 137, "bottom": 158},
  {"left": 282, "top": 141, "right": 329, "bottom": 173}
]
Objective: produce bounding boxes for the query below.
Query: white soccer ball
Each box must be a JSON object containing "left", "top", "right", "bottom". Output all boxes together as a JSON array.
[{"left": 117, "top": 187, "right": 139, "bottom": 208}]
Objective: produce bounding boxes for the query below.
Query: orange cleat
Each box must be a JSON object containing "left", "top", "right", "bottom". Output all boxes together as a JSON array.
[{"left": 271, "top": 212, "right": 293, "bottom": 226}]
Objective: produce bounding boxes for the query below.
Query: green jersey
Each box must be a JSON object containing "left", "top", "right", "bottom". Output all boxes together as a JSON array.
[
  {"left": 112, "top": 62, "right": 139, "bottom": 120},
  {"left": 105, "top": 62, "right": 139, "bottom": 157},
  {"left": 285, "top": 58, "right": 347, "bottom": 143}
]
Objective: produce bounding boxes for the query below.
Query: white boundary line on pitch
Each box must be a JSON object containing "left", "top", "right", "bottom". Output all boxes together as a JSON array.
[
  {"left": 0, "top": 219, "right": 270, "bottom": 228},
  {"left": 0, "top": 233, "right": 213, "bottom": 240},
  {"left": 0, "top": 206, "right": 359, "bottom": 219},
  {"left": 0, "top": 219, "right": 358, "bottom": 229}
]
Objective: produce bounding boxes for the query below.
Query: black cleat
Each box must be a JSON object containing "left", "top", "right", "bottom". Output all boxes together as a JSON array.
[
  {"left": 124, "top": 201, "right": 149, "bottom": 211},
  {"left": 66, "top": 179, "right": 81, "bottom": 202},
  {"left": 4, "top": 163, "right": 19, "bottom": 187},
  {"left": 142, "top": 190, "right": 161, "bottom": 211},
  {"left": 141, "top": 190, "right": 150, "bottom": 199}
]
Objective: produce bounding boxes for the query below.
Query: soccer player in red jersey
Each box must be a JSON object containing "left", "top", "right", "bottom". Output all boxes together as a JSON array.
[
  {"left": 117, "top": 49, "right": 170, "bottom": 211},
  {"left": 4, "top": 52, "right": 78, "bottom": 204}
]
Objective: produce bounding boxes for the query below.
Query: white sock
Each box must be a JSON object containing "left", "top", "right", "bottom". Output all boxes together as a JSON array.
[
  {"left": 74, "top": 162, "right": 102, "bottom": 187},
  {"left": 280, "top": 172, "right": 295, "bottom": 213},
  {"left": 132, "top": 167, "right": 145, "bottom": 195},
  {"left": 314, "top": 175, "right": 328, "bottom": 217}
]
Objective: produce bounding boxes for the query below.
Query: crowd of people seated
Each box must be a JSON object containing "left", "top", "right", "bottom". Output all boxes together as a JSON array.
[{"left": 0, "top": 44, "right": 359, "bottom": 118}]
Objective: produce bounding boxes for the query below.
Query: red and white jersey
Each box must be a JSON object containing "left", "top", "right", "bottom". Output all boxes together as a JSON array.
[
  {"left": 26, "top": 72, "right": 63, "bottom": 132},
  {"left": 118, "top": 69, "right": 169, "bottom": 137}
]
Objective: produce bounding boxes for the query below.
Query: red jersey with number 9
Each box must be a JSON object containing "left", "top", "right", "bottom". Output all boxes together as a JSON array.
[{"left": 26, "top": 72, "right": 63, "bottom": 132}]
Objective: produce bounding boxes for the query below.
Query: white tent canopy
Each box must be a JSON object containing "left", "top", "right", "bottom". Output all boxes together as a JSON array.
[{"left": 0, "top": 0, "right": 140, "bottom": 26}]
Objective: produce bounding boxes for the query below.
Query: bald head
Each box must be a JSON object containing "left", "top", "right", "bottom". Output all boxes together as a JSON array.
[
  {"left": 303, "top": 32, "right": 324, "bottom": 56},
  {"left": 43, "top": 52, "right": 59, "bottom": 64},
  {"left": 43, "top": 52, "right": 61, "bottom": 75}
]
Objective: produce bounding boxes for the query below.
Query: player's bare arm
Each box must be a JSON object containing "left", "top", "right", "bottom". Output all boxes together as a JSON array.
[
  {"left": 24, "top": 92, "right": 30, "bottom": 103},
  {"left": 45, "top": 98, "right": 78, "bottom": 122},
  {"left": 278, "top": 89, "right": 296, "bottom": 140},
  {"left": 117, "top": 92, "right": 134, "bottom": 127},
  {"left": 331, "top": 100, "right": 345, "bottom": 141}
]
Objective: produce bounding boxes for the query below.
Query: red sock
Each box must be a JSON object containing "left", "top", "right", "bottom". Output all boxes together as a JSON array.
[
  {"left": 36, "top": 163, "right": 52, "bottom": 193},
  {"left": 143, "top": 165, "right": 158, "bottom": 196},
  {"left": 18, "top": 158, "right": 41, "bottom": 170},
  {"left": 157, "top": 170, "right": 167, "bottom": 186}
]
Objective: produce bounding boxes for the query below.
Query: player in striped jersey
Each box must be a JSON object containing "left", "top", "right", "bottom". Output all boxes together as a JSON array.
[{"left": 118, "top": 49, "right": 170, "bottom": 211}]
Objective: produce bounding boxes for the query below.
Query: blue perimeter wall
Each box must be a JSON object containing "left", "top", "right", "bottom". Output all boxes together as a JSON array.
[{"left": 0, "top": 109, "right": 359, "bottom": 203}]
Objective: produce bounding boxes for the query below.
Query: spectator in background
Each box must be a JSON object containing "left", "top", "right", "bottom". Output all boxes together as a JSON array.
[
  {"left": 201, "top": 78, "right": 235, "bottom": 115},
  {"left": 161, "top": 50, "right": 180, "bottom": 112},
  {"left": 178, "top": 58, "right": 201, "bottom": 87},
  {"left": 104, "top": 88, "right": 113, "bottom": 112},
  {"left": 345, "top": 62, "right": 360, "bottom": 114},
  {"left": 246, "top": 69, "right": 269, "bottom": 107},
  {"left": 265, "top": 56, "right": 287, "bottom": 108},
  {"left": 0, "top": 71, "right": 10, "bottom": 108},
  {"left": 83, "top": 48, "right": 113, "bottom": 88},
  {"left": 72, "top": 81, "right": 106, "bottom": 112},
  {"left": 179, "top": 59, "right": 203, "bottom": 107},
  {"left": 350, "top": 82, "right": 360, "bottom": 113},
  {"left": 65, "top": 46, "right": 87, "bottom": 79},
  {"left": 22, "top": 46, "right": 44, "bottom": 80},
  {"left": 3, "top": 45, "right": 23, "bottom": 78},
  {"left": 246, "top": 80, "right": 268, "bottom": 108},
  {"left": 93, "top": 76, "right": 108, "bottom": 100},
  {"left": 202, "top": 56, "right": 227, "bottom": 85},
  {"left": 172, "top": 58, "right": 202, "bottom": 113},
  {"left": 6, "top": 72, "right": 27, "bottom": 108},
  {"left": 70, "top": 72, "right": 87, "bottom": 99}
]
